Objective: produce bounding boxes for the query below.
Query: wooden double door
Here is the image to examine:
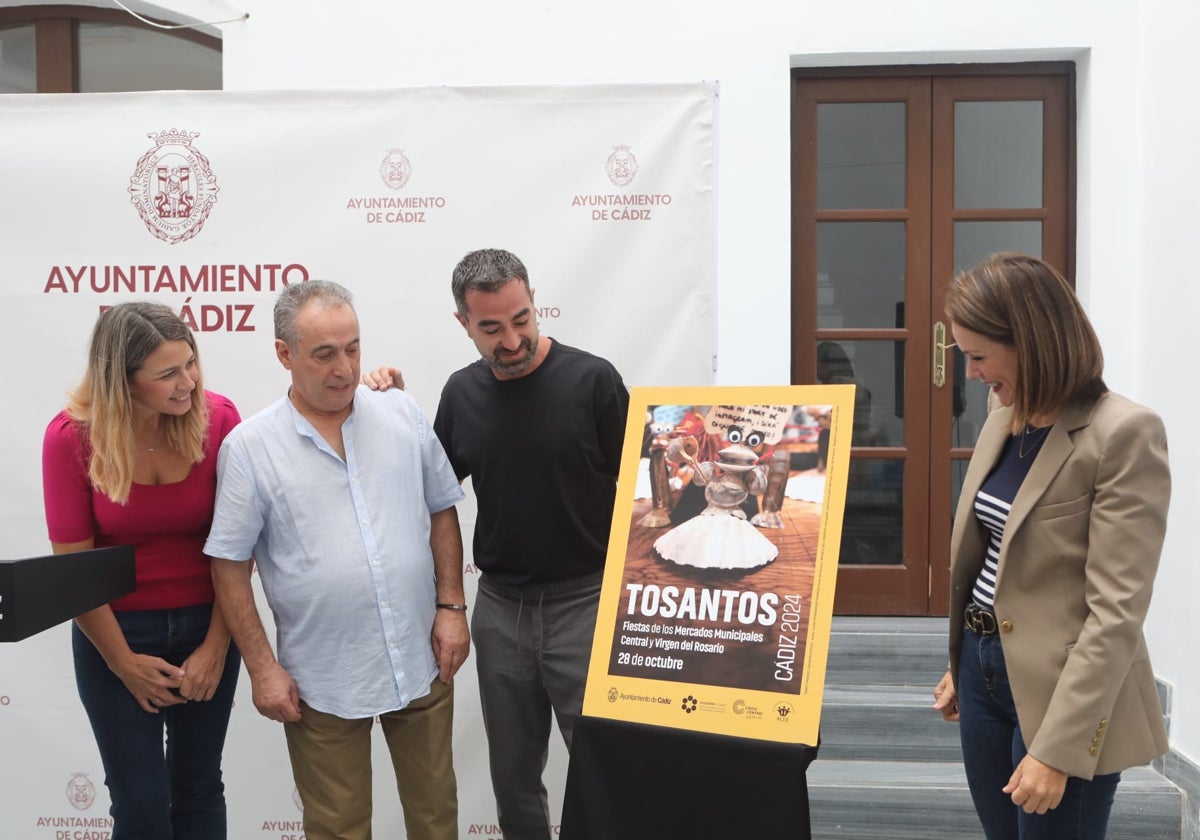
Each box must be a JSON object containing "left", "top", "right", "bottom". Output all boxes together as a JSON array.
[{"left": 790, "top": 67, "right": 1073, "bottom": 615}]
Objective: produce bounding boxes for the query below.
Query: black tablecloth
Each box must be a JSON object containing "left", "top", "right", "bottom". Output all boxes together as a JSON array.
[{"left": 560, "top": 716, "right": 817, "bottom": 840}]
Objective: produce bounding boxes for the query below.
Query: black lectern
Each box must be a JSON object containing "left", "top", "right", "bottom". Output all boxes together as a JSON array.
[
  {"left": 0, "top": 545, "right": 135, "bottom": 642},
  {"left": 561, "top": 716, "right": 818, "bottom": 840}
]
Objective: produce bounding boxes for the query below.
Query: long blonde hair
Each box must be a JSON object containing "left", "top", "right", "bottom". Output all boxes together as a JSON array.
[{"left": 66, "top": 303, "right": 209, "bottom": 503}]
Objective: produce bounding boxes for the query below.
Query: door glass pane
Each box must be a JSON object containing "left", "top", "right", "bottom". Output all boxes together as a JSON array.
[
  {"left": 817, "top": 340, "right": 903, "bottom": 447},
  {"left": 953, "top": 220, "right": 1042, "bottom": 273},
  {"left": 818, "top": 102, "right": 905, "bottom": 210},
  {"left": 0, "top": 25, "right": 37, "bottom": 93},
  {"left": 954, "top": 101, "right": 1043, "bottom": 209},
  {"left": 818, "top": 222, "right": 906, "bottom": 328},
  {"left": 78, "top": 23, "right": 221, "bottom": 92},
  {"left": 840, "top": 459, "right": 903, "bottom": 565}
]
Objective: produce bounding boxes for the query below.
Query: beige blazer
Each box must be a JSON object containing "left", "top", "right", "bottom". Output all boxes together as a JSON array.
[{"left": 948, "top": 391, "right": 1170, "bottom": 779}]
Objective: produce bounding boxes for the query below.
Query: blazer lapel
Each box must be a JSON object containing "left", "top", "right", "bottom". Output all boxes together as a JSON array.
[
  {"left": 950, "top": 407, "right": 1012, "bottom": 589},
  {"left": 995, "top": 398, "right": 1098, "bottom": 583}
]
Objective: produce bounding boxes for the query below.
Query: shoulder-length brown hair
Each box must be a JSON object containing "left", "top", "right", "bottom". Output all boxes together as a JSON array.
[
  {"left": 66, "top": 302, "right": 209, "bottom": 503},
  {"left": 945, "top": 253, "right": 1106, "bottom": 432}
]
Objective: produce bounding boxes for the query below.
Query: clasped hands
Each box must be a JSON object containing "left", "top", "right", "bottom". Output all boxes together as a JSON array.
[{"left": 116, "top": 639, "right": 226, "bottom": 714}]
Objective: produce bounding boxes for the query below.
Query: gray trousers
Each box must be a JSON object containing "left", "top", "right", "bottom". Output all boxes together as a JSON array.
[{"left": 472, "top": 571, "right": 603, "bottom": 840}]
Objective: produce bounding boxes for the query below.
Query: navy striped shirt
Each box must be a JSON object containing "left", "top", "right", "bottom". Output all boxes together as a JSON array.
[{"left": 971, "top": 424, "right": 1051, "bottom": 607}]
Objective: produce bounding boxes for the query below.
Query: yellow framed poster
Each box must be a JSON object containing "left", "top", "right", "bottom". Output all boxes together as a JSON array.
[{"left": 582, "top": 385, "right": 855, "bottom": 744}]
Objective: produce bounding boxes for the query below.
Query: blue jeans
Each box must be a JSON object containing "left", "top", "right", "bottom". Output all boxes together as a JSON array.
[
  {"left": 957, "top": 624, "right": 1120, "bottom": 840},
  {"left": 73, "top": 602, "right": 240, "bottom": 840}
]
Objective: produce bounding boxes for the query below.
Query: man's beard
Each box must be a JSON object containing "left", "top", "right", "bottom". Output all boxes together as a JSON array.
[{"left": 486, "top": 336, "right": 538, "bottom": 377}]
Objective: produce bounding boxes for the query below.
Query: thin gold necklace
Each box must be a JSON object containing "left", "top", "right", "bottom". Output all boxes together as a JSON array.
[
  {"left": 135, "top": 430, "right": 163, "bottom": 453},
  {"left": 1019, "top": 424, "right": 1051, "bottom": 459}
]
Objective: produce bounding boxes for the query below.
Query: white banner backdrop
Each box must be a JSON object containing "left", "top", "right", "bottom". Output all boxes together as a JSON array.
[{"left": 0, "top": 83, "right": 714, "bottom": 838}]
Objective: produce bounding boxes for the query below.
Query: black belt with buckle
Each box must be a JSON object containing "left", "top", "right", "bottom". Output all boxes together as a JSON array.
[{"left": 964, "top": 602, "right": 998, "bottom": 635}]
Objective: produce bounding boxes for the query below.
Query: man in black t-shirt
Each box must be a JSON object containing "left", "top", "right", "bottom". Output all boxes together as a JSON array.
[{"left": 433, "top": 249, "right": 628, "bottom": 840}]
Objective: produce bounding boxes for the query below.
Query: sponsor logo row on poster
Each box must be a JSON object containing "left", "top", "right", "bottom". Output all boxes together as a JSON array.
[{"left": 604, "top": 684, "right": 792, "bottom": 724}]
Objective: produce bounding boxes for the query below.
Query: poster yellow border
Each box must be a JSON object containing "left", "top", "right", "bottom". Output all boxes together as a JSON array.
[{"left": 582, "top": 385, "right": 855, "bottom": 744}]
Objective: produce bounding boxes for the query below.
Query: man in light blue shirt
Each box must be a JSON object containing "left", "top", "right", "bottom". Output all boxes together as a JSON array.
[{"left": 207, "top": 280, "right": 468, "bottom": 840}]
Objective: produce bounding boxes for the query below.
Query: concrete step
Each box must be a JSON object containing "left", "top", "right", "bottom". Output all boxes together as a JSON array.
[
  {"left": 808, "top": 760, "right": 1183, "bottom": 840},
  {"left": 819, "top": 685, "right": 961, "bottom": 761},
  {"left": 816, "top": 618, "right": 1183, "bottom": 837},
  {"left": 826, "top": 616, "right": 949, "bottom": 687}
]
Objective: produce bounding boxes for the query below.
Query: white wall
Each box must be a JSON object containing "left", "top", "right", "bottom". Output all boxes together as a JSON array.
[
  {"left": 7, "top": 0, "right": 1196, "bottom": 770},
  {"left": 1133, "top": 0, "right": 1200, "bottom": 762}
]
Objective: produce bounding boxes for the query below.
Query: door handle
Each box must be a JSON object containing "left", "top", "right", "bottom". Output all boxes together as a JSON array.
[{"left": 933, "top": 321, "right": 950, "bottom": 388}]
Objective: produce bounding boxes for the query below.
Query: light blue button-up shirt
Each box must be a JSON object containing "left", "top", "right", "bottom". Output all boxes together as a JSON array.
[{"left": 204, "top": 386, "right": 464, "bottom": 719}]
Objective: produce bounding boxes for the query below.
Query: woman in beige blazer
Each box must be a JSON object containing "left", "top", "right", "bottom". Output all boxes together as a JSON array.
[{"left": 931, "top": 253, "right": 1170, "bottom": 840}]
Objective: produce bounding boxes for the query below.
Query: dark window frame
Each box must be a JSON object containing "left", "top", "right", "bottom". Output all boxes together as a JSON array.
[{"left": 0, "top": 4, "right": 220, "bottom": 92}]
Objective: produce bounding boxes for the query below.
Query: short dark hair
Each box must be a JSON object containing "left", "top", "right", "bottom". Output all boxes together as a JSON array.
[
  {"left": 945, "top": 252, "right": 1106, "bottom": 430},
  {"left": 451, "top": 249, "right": 530, "bottom": 316}
]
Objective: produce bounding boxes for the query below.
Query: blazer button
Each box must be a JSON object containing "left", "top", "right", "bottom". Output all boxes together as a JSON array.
[
  {"left": 1000, "top": 620, "right": 1013, "bottom": 632},
  {"left": 1090, "top": 747, "right": 1099, "bottom": 756}
]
